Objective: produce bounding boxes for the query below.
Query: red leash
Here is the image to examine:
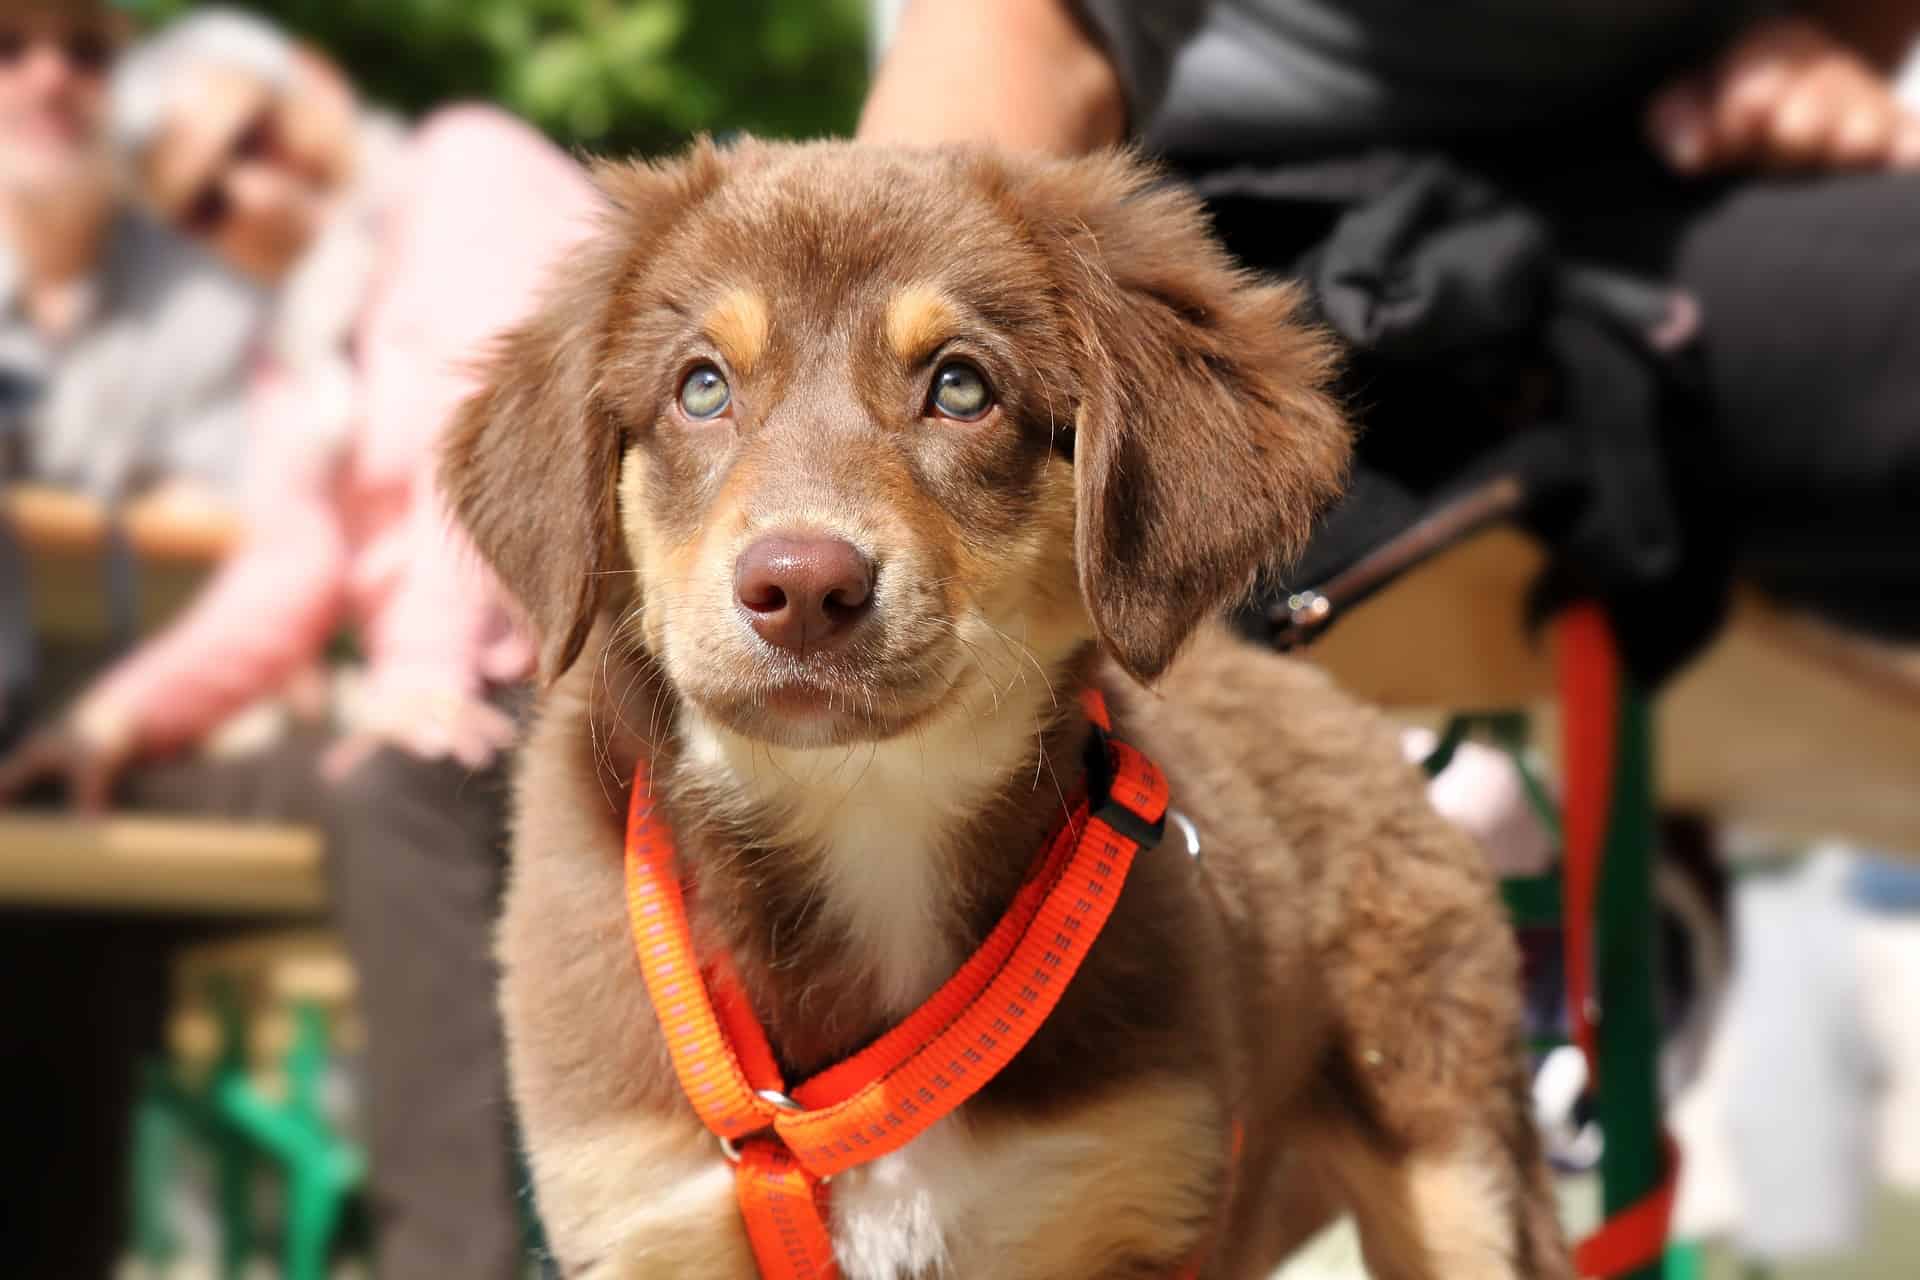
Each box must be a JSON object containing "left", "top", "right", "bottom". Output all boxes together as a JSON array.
[{"left": 1559, "top": 605, "right": 1678, "bottom": 1279}]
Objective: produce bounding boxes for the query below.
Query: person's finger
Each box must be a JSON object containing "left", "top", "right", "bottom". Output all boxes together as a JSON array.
[
  {"left": 0, "top": 737, "right": 60, "bottom": 803},
  {"left": 1761, "top": 66, "right": 1854, "bottom": 170},
  {"left": 70, "top": 748, "right": 124, "bottom": 816},
  {"left": 1821, "top": 92, "right": 1901, "bottom": 170},
  {"left": 1648, "top": 75, "right": 1716, "bottom": 172},
  {"left": 442, "top": 700, "right": 514, "bottom": 771},
  {"left": 401, "top": 714, "right": 453, "bottom": 762},
  {"left": 0, "top": 735, "right": 77, "bottom": 802},
  {"left": 450, "top": 726, "right": 493, "bottom": 771},
  {"left": 471, "top": 702, "right": 519, "bottom": 750},
  {"left": 1712, "top": 54, "right": 1804, "bottom": 168},
  {"left": 1892, "top": 116, "right": 1920, "bottom": 168},
  {"left": 320, "top": 734, "right": 378, "bottom": 784}
]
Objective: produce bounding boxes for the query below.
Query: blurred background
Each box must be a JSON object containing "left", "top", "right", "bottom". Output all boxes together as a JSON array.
[
  {"left": 132, "top": 0, "right": 871, "bottom": 154},
  {"left": 2, "top": 1, "right": 1918, "bottom": 1278}
]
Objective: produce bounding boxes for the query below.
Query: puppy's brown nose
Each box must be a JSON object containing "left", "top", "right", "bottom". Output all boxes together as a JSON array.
[{"left": 734, "top": 535, "right": 875, "bottom": 653}]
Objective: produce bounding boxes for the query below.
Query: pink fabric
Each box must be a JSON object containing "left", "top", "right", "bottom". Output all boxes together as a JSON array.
[{"left": 87, "top": 107, "right": 600, "bottom": 754}]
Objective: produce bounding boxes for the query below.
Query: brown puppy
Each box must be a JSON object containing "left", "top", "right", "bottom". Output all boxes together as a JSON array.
[{"left": 445, "top": 139, "right": 1570, "bottom": 1280}]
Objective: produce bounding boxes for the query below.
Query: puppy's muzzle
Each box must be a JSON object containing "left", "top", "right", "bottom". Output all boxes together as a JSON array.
[{"left": 733, "top": 533, "right": 876, "bottom": 654}]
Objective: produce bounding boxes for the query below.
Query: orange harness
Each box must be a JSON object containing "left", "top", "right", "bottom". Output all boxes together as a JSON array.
[{"left": 623, "top": 690, "right": 1174, "bottom": 1280}]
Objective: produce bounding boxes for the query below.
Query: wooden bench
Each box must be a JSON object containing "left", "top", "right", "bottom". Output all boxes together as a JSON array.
[
  {"left": 7, "top": 482, "right": 239, "bottom": 640},
  {"left": 1307, "top": 527, "right": 1920, "bottom": 854},
  {"left": 0, "top": 815, "right": 326, "bottom": 915},
  {"left": 168, "top": 928, "right": 360, "bottom": 1072}
]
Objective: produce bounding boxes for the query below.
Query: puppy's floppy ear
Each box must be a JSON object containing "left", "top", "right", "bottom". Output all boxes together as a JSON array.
[
  {"left": 1016, "top": 151, "right": 1350, "bottom": 683},
  {"left": 442, "top": 142, "right": 730, "bottom": 681}
]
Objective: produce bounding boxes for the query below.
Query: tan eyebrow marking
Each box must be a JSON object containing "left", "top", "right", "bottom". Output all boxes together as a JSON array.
[
  {"left": 703, "top": 289, "right": 770, "bottom": 376},
  {"left": 885, "top": 284, "right": 959, "bottom": 365}
]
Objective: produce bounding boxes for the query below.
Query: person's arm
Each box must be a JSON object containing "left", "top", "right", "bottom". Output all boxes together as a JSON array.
[
  {"left": 1649, "top": 5, "right": 1920, "bottom": 173},
  {"left": 0, "top": 381, "right": 350, "bottom": 809},
  {"left": 328, "top": 108, "right": 599, "bottom": 772},
  {"left": 78, "top": 378, "right": 349, "bottom": 757},
  {"left": 858, "top": 0, "right": 1128, "bottom": 153}
]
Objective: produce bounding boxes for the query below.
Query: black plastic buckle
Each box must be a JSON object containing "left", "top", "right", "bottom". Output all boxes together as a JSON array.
[{"left": 1082, "top": 725, "right": 1166, "bottom": 851}]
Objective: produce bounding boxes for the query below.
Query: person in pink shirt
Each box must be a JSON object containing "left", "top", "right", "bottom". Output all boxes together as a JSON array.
[{"left": 0, "top": 10, "right": 598, "bottom": 1275}]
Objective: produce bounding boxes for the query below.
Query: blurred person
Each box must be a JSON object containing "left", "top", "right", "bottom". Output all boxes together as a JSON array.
[
  {"left": 1850, "top": 854, "right": 1920, "bottom": 1197},
  {"left": 1696, "top": 846, "right": 1920, "bottom": 1260},
  {"left": 0, "top": 0, "right": 259, "bottom": 737},
  {"left": 0, "top": 0, "right": 255, "bottom": 500},
  {"left": 862, "top": 0, "right": 1920, "bottom": 644},
  {"left": 0, "top": 9, "right": 599, "bottom": 1276}
]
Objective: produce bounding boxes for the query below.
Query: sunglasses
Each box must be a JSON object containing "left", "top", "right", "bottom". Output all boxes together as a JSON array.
[
  {"left": 0, "top": 26, "right": 119, "bottom": 77},
  {"left": 176, "top": 105, "right": 279, "bottom": 238}
]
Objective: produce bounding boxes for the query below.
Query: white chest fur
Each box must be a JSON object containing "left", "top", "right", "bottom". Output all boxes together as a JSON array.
[
  {"left": 827, "top": 1116, "right": 1109, "bottom": 1280},
  {"left": 828, "top": 1121, "right": 976, "bottom": 1279},
  {"left": 679, "top": 677, "right": 1057, "bottom": 1015}
]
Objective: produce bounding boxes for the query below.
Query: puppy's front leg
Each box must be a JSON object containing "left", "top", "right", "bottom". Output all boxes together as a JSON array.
[
  {"left": 593, "top": 1162, "right": 757, "bottom": 1280},
  {"left": 538, "top": 1127, "right": 755, "bottom": 1280},
  {"left": 1315, "top": 833, "right": 1572, "bottom": 1280},
  {"left": 945, "top": 1080, "right": 1230, "bottom": 1280}
]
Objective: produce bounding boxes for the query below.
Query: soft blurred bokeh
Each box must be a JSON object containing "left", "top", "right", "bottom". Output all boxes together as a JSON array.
[{"left": 134, "top": 0, "right": 871, "bottom": 152}]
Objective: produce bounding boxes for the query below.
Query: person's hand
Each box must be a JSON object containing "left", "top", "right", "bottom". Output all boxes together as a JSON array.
[
  {"left": 0, "top": 705, "right": 139, "bottom": 813},
  {"left": 321, "top": 685, "right": 518, "bottom": 782},
  {"left": 1647, "top": 16, "right": 1920, "bottom": 175}
]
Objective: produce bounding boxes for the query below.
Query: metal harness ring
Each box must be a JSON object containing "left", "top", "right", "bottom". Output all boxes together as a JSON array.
[{"left": 717, "top": 1090, "right": 828, "bottom": 1181}]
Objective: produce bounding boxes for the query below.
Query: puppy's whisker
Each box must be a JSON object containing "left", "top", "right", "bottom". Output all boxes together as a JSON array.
[{"left": 981, "top": 618, "right": 1060, "bottom": 711}]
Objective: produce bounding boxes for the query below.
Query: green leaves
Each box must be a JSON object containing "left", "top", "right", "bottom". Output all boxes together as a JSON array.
[{"left": 138, "top": 0, "right": 869, "bottom": 154}]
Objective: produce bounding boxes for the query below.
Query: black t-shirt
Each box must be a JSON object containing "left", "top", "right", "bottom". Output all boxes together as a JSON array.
[{"left": 1078, "top": 0, "right": 1781, "bottom": 162}]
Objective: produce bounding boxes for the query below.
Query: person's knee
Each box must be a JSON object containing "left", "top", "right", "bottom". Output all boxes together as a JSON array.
[
  {"left": 326, "top": 745, "right": 449, "bottom": 827},
  {"left": 323, "top": 744, "right": 507, "bottom": 858},
  {"left": 322, "top": 745, "right": 509, "bottom": 929}
]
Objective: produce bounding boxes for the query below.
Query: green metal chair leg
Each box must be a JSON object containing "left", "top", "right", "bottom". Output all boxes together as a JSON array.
[
  {"left": 211, "top": 980, "right": 257, "bottom": 1280},
  {"left": 1664, "top": 1240, "right": 1706, "bottom": 1279},
  {"left": 1597, "top": 686, "right": 1665, "bottom": 1280},
  {"left": 215, "top": 1123, "right": 257, "bottom": 1280},
  {"left": 130, "top": 1060, "right": 181, "bottom": 1273},
  {"left": 281, "top": 1002, "right": 352, "bottom": 1280},
  {"left": 284, "top": 1169, "right": 347, "bottom": 1280}
]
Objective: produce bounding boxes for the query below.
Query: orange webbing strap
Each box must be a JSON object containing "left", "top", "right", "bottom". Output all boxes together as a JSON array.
[
  {"left": 733, "top": 1144, "right": 838, "bottom": 1280},
  {"left": 776, "top": 765, "right": 1166, "bottom": 1173},
  {"left": 624, "top": 775, "right": 780, "bottom": 1142},
  {"left": 624, "top": 687, "right": 1169, "bottom": 1279}
]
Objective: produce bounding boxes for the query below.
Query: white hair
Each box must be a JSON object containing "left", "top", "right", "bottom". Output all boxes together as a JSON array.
[{"left": 109, "top": 7, "right": 297, "bottom": 164}]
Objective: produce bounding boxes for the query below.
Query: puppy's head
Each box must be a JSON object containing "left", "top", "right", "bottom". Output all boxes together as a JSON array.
[{"left": 446, "top": 140, "right": 1347, "bottom": 749}]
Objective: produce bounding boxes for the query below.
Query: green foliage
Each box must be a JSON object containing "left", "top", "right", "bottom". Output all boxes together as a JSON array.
[{"left": 133, "top": 0, "right": 871, "bottom": 156}]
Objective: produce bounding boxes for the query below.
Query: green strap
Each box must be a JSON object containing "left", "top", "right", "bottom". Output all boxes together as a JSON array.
[{"left": 1597, "top": 687, "right": 1665, "bottom": 1280}]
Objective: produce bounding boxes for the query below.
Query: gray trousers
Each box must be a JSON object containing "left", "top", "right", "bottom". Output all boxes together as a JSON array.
[{"left": 124, "top": 719, "right": 525, "bottom": 1279}]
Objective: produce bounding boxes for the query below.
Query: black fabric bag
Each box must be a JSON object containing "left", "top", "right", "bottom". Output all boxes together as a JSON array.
[{"left": 1188, "top": 152, "right": 1731, "bottom": 687}]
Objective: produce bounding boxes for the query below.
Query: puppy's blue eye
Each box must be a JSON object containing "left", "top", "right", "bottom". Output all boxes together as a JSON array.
[
  {"left": 679, "top": 365, "right": 731, "bottom": 419},
  {"left": 928, "top": 361, "right": 992, "bottom": 421}
]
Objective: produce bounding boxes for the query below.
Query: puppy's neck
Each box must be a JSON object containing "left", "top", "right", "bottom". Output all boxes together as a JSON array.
[{"left": 663, "top": 650, "right": 1095, "bottom": 1073}]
